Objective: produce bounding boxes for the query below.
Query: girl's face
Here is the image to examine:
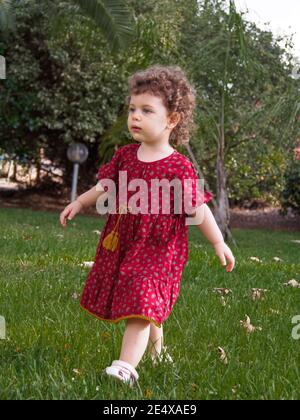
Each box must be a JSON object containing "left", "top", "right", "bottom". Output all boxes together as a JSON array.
[{"left": 127, "top": 93, "right": 177, "bottom": 144}]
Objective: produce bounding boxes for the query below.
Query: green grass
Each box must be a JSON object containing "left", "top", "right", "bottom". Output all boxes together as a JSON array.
[{"left": 0, "top": 207, "right": 300, "bottom": 400}]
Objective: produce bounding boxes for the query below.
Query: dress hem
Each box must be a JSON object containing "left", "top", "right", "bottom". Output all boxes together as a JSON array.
[{"left": 80, "top": 303, "right": 162, "bottom": 328}]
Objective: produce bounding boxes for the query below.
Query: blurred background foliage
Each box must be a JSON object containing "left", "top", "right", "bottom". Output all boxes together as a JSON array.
[{"left": 0, "top": 0, "right": 299, "bottom": 213}]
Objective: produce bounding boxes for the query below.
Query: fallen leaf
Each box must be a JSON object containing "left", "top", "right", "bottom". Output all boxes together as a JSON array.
[
  {"left": 151, "top": 345, "right": 174, "bottom": 366},
  {"left": 251, "top": 288, "right": 269, "bottom": 301},
  {"left": 80, "top": 261, "right": 94, "bottom": 268},
  {"left": 101, "top": 331, "right": 111, "bottom": 340},
  {"left": 220, "top": 296, "right": 227, "bottom": 306},
  {"left": 269, "top": 308, "right": 280, "bottom": 315},
  {"left": 72, "top": 292, "right": 79, "bottom": 300},
  {"left": 273, "top": 257, "right": 283, "bottom": 262},
  {"left": 144, "top": 389, "right": 152, "bottom": 398},
  {"left": 231, "top": 384, "right": 240, "bottom": 395},
  {"left": 213, "top": 288, "right": 232, "bottom": 296},
  {"left": 240, "top": 315, "right": 262, "bottom": 334},
  {"left": 283, "top": 279, "right": 300, "bottom": 288},
  {"left": 93, "top": 230, "right": 101, "bottom": 235},
  {"left": 190, "top": 383, "right": 198, "bottom": 392},
  {"left": 217, "top": 347, "right": 228, "bottom": 364},
  {"left": 250, "top": 257, "right": 262, "bottom": 263},
  {"left": 290, "top": 240, "right": 300, "bottom": 244}
]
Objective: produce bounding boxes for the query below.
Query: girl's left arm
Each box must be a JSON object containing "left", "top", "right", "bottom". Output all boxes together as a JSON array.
[{"left": 191, "top": 204, "right": 235, "bottom": 273}]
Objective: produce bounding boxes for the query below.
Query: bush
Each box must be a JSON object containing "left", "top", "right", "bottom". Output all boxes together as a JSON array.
[{"left": 280, "top": 160, "right": 300, "bottom": 216}]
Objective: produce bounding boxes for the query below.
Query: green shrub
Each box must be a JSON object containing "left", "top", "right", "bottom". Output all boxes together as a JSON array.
[{"left": 280, "top": 160, "right": 300, "bottom": 215}]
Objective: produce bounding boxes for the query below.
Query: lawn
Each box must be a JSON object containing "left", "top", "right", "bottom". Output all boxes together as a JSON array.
[{"left": 0, "top": 207, "right": 300, "bottom": 400}]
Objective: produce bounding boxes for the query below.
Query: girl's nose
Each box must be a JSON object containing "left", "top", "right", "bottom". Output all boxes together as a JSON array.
[{"left": 130, "top": 109, "right": 141, "bottom": 119}]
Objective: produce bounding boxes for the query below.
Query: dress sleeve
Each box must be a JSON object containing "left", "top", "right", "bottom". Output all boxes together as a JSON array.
[
  {"left": 180, "top": 161, "right": 213, "bottom": 216},
  {"left": 97, "top": 147, "right": 121, "bottom": 192}
]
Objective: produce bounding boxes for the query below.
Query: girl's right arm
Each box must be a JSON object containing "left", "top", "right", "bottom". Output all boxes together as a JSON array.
[{"left": 59, "top": 182, "right": 106, "bottom": 228}]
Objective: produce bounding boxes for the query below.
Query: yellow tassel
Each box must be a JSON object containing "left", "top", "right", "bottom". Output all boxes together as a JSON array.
[
  {"left": 102, "top": 204, "right": 131, "bottom": 252},
  {"left": 102, "top": 230, "right": 120, "bottom": 251}
]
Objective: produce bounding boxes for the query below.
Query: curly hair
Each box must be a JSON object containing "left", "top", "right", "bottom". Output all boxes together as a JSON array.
[{"left": 125, "top": 64, "right": 197, "bottom": 148}]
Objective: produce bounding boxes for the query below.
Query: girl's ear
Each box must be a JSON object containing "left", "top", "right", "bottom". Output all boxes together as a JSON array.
[{"left": 168, "top": 112, "right": 181, "bottom": 129}]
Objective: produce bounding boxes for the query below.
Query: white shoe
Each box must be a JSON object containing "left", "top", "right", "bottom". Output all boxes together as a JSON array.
[
  {"left": 151, "top": 346, "right": 174, "bottom": 366},
  {"left": 104, "top": 360, "right": 139, "bottom": 387}
]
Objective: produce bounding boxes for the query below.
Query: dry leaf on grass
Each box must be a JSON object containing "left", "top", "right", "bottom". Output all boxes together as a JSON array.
[
  {"left": 144, "top": 389, "right": 152, "bottom": 398},
  {"left": 22, "top": 234, "right": 32, "bottom": 241},
  {"left": 250, "top": 257, "right": 262, "bottom": 263},
  {"left": 240, "top": 315, "right": 262, "bottom": 334},
  {"left": 213, "top": 288, "right": 232, "bottom": 296},
  {"left": 283, "top": 279, "right": 300, "bottom": 288},
  {"left": 100, "top": 331, "right": 111, "bottom": 340},
  {"left": 231, "top": 384, "right": 241, "bottom": 395},
  {"left": 93, "top": 230, "right": 101, "bottom": 235},
  {"left": 217, "top": 347, "right": 228, "bottom": 364},
  {"left": 220, "top": 296, "right": 227, "bottom": 306},
  {"left": 80, "top": 261, "right": 94, "bottom": 268},
  {"left": 269, "top": 308, "right": 280, "bottom": 315},
  {"left": 213, "top": 288, "right": 232, "bottom": 306},
  {"left": 273, "top": 257, "right": 283, "bottom": 262},
  {"left": 191, "top": 383, "right": 198, "bottom": 392},
  {"left": 251, "top": 288, "right": 269, "bottom": 301}
]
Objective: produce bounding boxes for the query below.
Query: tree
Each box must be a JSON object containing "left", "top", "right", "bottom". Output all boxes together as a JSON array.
[
  {"left": 1, "top": 0, "right": 298, "bottom": 220},
  {"left": 0, "top": 0, "right": 137, "bottom": 188},
  {"left": 0, "top": 0, "right": 14, "bottom": 32},
  {"left": 180, "top": 0, "right": 299, "bottom": 240},
  {"left": 70, "top": 0, "right": 136, "bottom": 55}
]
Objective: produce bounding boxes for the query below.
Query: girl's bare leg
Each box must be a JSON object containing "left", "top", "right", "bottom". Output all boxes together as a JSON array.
[
  {"left": 119, "top": 318, "right": 151, "bottom": 369},
  {"left": 147, "top": 323, "right": 163, "bottom": 359}
]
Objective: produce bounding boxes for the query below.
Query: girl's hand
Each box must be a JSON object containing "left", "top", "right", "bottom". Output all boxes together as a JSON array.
[
  {"left": 213, "top": 241, "right": 235, "bottom": 272},
  {"left": 60, "top": 200, "right": 83, "bottom": 228}
]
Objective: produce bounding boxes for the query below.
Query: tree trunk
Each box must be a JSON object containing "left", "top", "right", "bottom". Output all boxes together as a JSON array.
[
  {"left": 185, "top": 144, "right": 237, "bottom": 245},
  {"left": 215, "top": 92, "right": 231, "bottom": 240},
  {"left": 214, "top": 87, "right": 233, "bottom": 242},
  {"left": 6, "top": 160, "right": 13, "bottom": 182},
  {"left": 215, "top": 142, "right": 230, "bottom": 239},
  {"left": 36, "top": 159, "right": 41, "bottom": 185},
  {"left": 12, "top": 160, "right": 17, "bottom": 181}
]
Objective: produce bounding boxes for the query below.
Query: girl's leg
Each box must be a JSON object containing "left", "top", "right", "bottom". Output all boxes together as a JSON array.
[
  {"left": 147, "top": 323, "right": 163, "bottom": 359},
  {"left": 119, "top": 318, "right": 151, "bottom": 369}
]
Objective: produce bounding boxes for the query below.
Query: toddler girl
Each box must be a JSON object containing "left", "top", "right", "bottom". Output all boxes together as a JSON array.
[{"left": 59, "top": 65, "right": 235, "bottom": 387}]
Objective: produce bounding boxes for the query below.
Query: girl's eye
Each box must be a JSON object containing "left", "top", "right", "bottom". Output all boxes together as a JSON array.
[{"left": 128, "top": 108, "right": 152, "bottom": 113}]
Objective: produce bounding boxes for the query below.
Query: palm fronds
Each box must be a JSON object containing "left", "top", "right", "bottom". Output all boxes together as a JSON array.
[{"left": 72, "top": 0, "right": 135, "bottom": 53}]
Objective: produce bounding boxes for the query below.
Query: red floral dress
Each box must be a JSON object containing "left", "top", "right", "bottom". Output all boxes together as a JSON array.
[{"left": 80, "top": 142, "right": 213, "bottom": 328}]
